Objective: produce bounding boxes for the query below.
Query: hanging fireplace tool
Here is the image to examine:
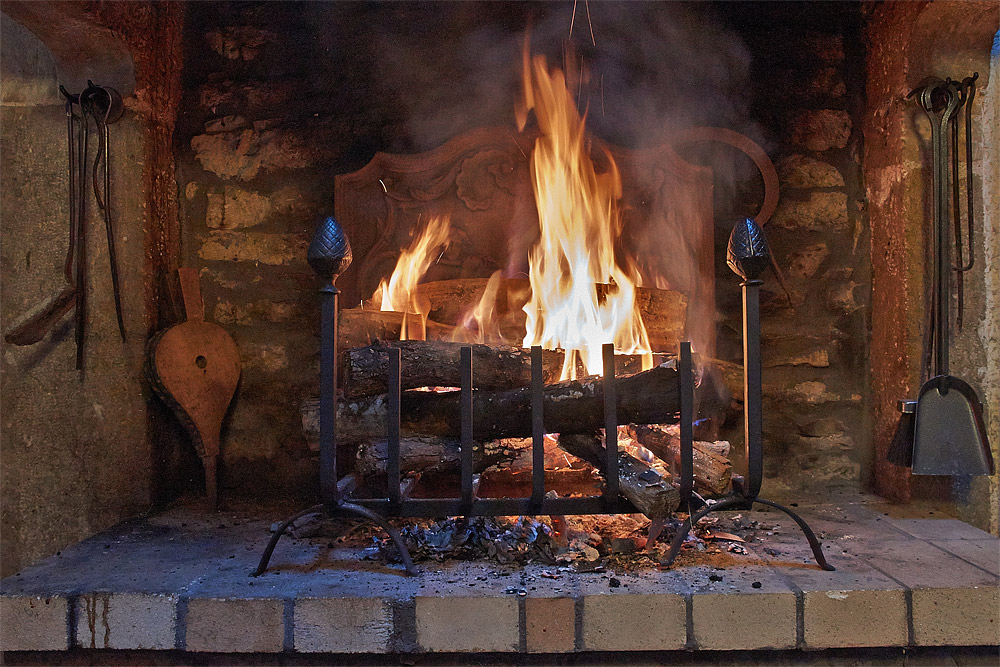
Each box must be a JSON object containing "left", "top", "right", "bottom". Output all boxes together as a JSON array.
[
  {"left": 3, "top": 82, "right": 126, "bottom": 373},
  {"left": 888, "top": 75, "right": 993, "bottom": 476},
  {"left": 661, "top": 218, "right": 834, "bottom": 570}
]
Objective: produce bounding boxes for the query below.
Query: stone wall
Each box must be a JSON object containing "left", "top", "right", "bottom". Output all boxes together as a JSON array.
[
  {"left": 0, "top": 1, "right": 183, "bottom": 577},
  {"left": 713, "top": 3, "right": 870, "bottom": 496},
  {"left": 863, "top": 1, "right": 999, "bottom": 533},
  {"left": 174, "top": 2, "right": 871, "bottom": 500}
]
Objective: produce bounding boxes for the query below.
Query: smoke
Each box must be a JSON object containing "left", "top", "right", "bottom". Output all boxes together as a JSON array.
[
  {"left": 365, "top": 1, "right": 768, "bottom": 353},
  {"left": 368, "top": 2, "right": 760, "bottom": 150}
]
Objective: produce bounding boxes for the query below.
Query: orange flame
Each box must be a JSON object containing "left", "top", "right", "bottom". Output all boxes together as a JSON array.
[
  {"left": 376, "top": 214, "right": 451, "bottom": 340},
  {"left": 518, "top": 47, "right": 652, "bottom": 379},
  {"left": 452, "top": 270, "right": 505, "bottom": 345}
]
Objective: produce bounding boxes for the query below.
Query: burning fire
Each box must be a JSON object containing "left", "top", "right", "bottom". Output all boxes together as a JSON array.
[
  {"left": 374, "top": 214, "right": 451, "bottom": 340},
  {"left": 451, "top": 270, "right": 504, "bottom": 345},
  {"left": 517, "top": 46, "right": 652, "bottom": 379}
]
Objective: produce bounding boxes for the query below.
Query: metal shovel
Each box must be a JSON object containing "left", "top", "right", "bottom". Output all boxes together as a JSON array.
[
  {"left": 912, "top": 375, "right": 993, "bottom": 476},
  {"left": 910, "top": 77, "right": 993, "bottom": 476}
]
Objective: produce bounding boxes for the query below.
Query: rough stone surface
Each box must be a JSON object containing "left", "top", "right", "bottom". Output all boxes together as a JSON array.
[
  {"left": 238, "top": 342, "right": 289, "bottom": 372},
  {"left": 294, "top": 597, "right": 392, "bottom": 653},
  {"left": 770, "top": 191, "right": 849, "bottom": 232},
  {"left": 853, "top": 539, "right": 999, "bottom": 647},
  {"left": 197, "top": 231, "right": 306, "bottom": 265},
  {"left": 788, "top": 109, "right": 852, "bottom": 151},
  {"left": 826, "top": 280, "right": 861, "bottom": 313},
  {"left": 691, "top": 572, "right": 797, "bottom": 650},
  {"left": 0, "top": 595, "right": 69, "bottom": 651},
  {"left": 74, "top": 593, "right": 177, "bottom": 650},
  {"left": 415, "top": 596, "right": 518, "bottom": 652},
  {"left": 205, "top": 26, "right": 275, "bottom": 61},
  {"left": 803, "top": 589, "right": 907, "bottom": 648},
  {"left": 0, "top": 105, "right": 151, "bottom": 579},
  {"left": 213, "top": 299, "right": 300, "bottom": 325},
  {"left": 777, "top": 156, "right": 845, "bottom": 189},
  {"left": 803, "top": 33, "right": 845, "bottom": 62},
  {"left": 911, "top": 587, "right": 1000, "bottom": 647},
  {"left": 185, "top": 598, "right": 284, "bottom": 653},
  {"left": 581, "top": 593, "right": 686, "bottom": 651},
  {"left": 525, "top": 596, "right": 575, "bottom": 654},
  {"left": 785, "top": 243, "right": 831, "bottom": 279}
]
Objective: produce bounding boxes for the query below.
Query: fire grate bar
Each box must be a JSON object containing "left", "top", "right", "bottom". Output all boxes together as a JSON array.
[{"left": 346, "top": 340, "right": 683, "bottom": 519}]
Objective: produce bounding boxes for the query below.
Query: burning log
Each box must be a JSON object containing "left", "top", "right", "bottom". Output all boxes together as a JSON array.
[
  {"left": 338, "top": 308, "right": 452, "bottom": 349},
  {"left": 342, "top": 340, "right": 664, "bottom": 398},
  {"left": 343, "top": 340, "right": 561, "bottom": 398},
  {"left": 327, "top": 362, "right": 681, "bottom": 442},
  {"left": 557, "top": 434, "right": 680, "bottom": 518},
  {"left": 624, "top": 424, "right": 732, "bottom": 496},
  {"left": 354, "top": 435, "right": 531, "bottom": 478},
  {"left": 414, "top": 278, "right": 689, "bottom": 354}
]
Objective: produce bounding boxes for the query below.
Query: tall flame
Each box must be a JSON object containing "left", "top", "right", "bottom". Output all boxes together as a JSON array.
[
  {"left": 376, "top": 214, "right": 451, "bottom": 340},
  {"left": 518, "top": 47, "right": 652, "bottom": 379},
  {"left": 452, "top": 270, "right": 504, "bottom": 345}
]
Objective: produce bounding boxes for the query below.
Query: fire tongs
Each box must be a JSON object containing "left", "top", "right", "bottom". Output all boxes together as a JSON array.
[
  {"left": 253, "top": 216, "right": 417, "bottom": 577},
  {"left": 3, "top": 82, "right": 126, "bottom": 373},
  {"left": 661, "top": 218, "right": 834, "bottom": 571}
]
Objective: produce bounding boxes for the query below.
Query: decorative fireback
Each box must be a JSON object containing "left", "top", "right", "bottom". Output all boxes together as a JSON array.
[{"left": 334, "top": 126, "right": 716, "bottom": 353}]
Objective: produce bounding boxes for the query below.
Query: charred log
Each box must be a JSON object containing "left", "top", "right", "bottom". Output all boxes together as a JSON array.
[
  {"left": 328, "top": 363, "right": 681, "bottom": 442},
  {"left": 624, "top": 424, "right": 732, "bottom": 496},
  {"left": 342, "top": 340, "right": 664, "bottom": 398},
  {"left": 557, "top": 434, "right": 680, "bottom": 518}
]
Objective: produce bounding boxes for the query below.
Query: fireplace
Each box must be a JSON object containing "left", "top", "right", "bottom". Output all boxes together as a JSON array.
[{"left": 1, "top": 0, "right": 998, "bottom": 660}]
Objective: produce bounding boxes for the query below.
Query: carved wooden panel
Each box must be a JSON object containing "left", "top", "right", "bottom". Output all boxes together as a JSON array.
[{"left": 335, "top": 126, "right": 716, "bottom": 354}]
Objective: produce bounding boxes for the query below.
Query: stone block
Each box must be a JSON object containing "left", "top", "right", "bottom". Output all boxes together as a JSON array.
[
  {"left": 785, "top": 242, "right": 830, "bottom": 279},
  {"left": 930, "top": 540, "right": 1000, "bottom": 576},
  {"left": 205, "top": 26, "right": 275, "bottom": 61},
  {"left": 525, "top": 596, "right": 575, "bottom": 654},
  {"left": 777, "top": 156, "right": 844, "bottom": 189},
  {"left": 0, "top": 595, "right": 69, "bottom": 651},
  {"left": 415, "top": 596, "right": 518, "bottom": 652},
  {"left": 294, "top": 597, "right": 392, "bottom": 653},
  {"left": 238, "top": 342, "right": 289, "bottom": 372},
  {"left": 690, "top": 570, "right": 796, "bottom": 650},
  {"left": 886, "top": 518, "right": 996, "bottom": 542},
  {"left": 855, "top": 539, "right": 999, "bottom": 646},
  {"left": 768, "top": 559, "right": 907, "bottom": 649},
  {"left": 770, "top": 191, "right": 849, "bottom": 231},
  {"left": 582, "top": 593, "right": 686, "bottom": 651},
  {"left": 827, "top": 280, "right": 861, "bottom": 313},
  {"left": 804, "top": 589, "right": 907, "bottom": 648},
  {"left": 197, "top": 230, "right": 306, "bottom": 265},
  {"left": 185, "top": 598, "right": 284, "bottom": 652},
  {"left": 911, "top": 586, "right": 999, "bottom": 646},
  {"left": 192, "top": 129, "right": 309, "bottom": 181},
  {"left": 74, "top": 593, "right": 177, "bottom": 650},
  {"left": 788, "top": 109, "right": 852, "bottom": 151}
]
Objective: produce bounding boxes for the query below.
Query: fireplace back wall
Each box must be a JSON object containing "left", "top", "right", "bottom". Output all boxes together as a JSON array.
[{"left": 173, "top": 1, "right": 869, "bottom": 503}]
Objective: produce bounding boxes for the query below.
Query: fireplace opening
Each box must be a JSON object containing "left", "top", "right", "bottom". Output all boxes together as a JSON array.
[{"left": 1, "top": 0, "right": 998, "bottom": 658}]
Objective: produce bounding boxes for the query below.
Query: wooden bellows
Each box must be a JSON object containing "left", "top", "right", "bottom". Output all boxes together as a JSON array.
[{"left": 147, "top": 268, "right": 240, "bottom": 508}]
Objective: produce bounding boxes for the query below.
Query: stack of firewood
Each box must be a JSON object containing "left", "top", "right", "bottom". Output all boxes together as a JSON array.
[{"left": 302, "top": 336, "right": 735, "bottom": 518}]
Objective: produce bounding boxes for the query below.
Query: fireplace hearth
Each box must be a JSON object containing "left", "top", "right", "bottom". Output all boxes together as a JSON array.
[{"left": 2, "top": 0, "right": 998, "bottom": 661}]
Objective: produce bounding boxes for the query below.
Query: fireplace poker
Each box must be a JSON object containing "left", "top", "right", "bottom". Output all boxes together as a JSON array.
[{"left": 2, "top": 82, "right": 125, "bottom": 373}]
